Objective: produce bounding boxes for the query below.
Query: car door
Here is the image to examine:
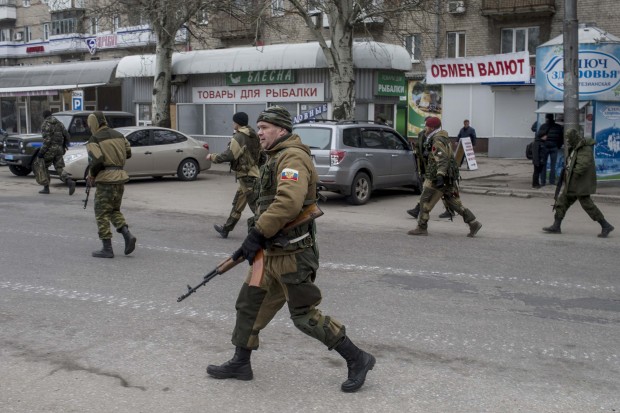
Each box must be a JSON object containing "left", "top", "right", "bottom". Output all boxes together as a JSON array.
[
  {"left": 149, "top": 129, "right": 189, "bottom": 174},
  {"left": 125, "top": 129, "right": 154, "bottom": 175},
  {"left": 360, "top": 128, "right": 391, "bottom": 186},
  {"left": 382, "top": 129, "right": 417, "bottom": 185}
]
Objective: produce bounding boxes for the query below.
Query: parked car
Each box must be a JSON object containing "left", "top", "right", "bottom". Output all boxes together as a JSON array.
[
  {"left": 292, "top": 120, "right": 419, "bottom": 205},
  {"left": 0, "top": 129, "right": 8, "bottom": 166},
  {"left": 0, "top": 111, "right": 135, "bottom": 176},
  {"left": 59, "top": 126, "right": 211, "bottom": 181}
]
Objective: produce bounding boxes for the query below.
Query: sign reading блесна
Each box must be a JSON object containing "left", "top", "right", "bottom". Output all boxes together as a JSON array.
[
  {"left": 226, "top": 70, "right": 295, "bottom": 86},
  {"left": 425, "top": 51, "right": 530, "bottom": 84},
  {"left": 193, "top": 83, "right": 325, "bottom": 103}
]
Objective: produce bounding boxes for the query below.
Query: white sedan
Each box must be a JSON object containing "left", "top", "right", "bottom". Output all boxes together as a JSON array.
[{"left": 62, "top": 126, "right": 211, "bottom": 181}]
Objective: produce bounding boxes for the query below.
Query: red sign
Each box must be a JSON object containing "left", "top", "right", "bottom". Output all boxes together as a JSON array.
[
  {"left": 425, "top": 51, "right": 530, "bottom": 84},
  {"left": 26, "top": 46, "right": 45, "bottom": 53}
]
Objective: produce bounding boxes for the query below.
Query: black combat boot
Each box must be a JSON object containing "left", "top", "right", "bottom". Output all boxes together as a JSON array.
[
  {"left": 206, "top": 347, "right": 253, "bottom": 380},
  {"left": 39, "top": 185, "right": 50, "bottom": 194},
  {"left": 119, "top": 225, "right": 137, "bottom": 255},
  {"left": 92, "top": 239, "right": 114, "bottom": 258},
  {"left": 334, "top": 336, "right": 376, "bottom": 393},
  {"left": 439, "top": 210, "right": 454, "bottom": 219},
  {"left": 406, "top": 204, "right": 420, "bottom": 219},
  {"left": 543, "top": 218, "right": 562, "bottom": 234},
  {"left": 213, "top": 224, "right": 229, "bottom": 239},
  {"left": 597, "top": 219, "right": 614, "bottom": 238},
  {"left": 467, "top": 221, "right": 482, "bottom": 237},
  {"left": 66, "top": 178, "right": 76, "bottom": 196}
]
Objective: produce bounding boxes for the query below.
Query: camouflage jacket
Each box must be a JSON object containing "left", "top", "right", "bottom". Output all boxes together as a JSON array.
[
  {"left": 211, "top": 126, "right": 261, "bottom": 178},
  {"left": 425, "top": 129, "right": 459, "bottom": 183},
  {"left": 41, "top": 116, "right": 70, "bottom": 155},
  {"left": 564, "top": 133, "right": 597, "bottom": 196},
  {"left": 255, "top": 133, "right": 317, "bottom": 254},
  {"left": 86, "top": 126, "right": 131, "bottom": 184}
]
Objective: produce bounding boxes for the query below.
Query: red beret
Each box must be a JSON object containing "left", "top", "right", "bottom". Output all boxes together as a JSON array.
[{"left": 425, "top": 117, "right": 442, "bottom": 129}]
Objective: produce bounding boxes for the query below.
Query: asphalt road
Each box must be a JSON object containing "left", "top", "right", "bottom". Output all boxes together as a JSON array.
[{"left": 1, "top": 168, "right": 619, "bottom": 413}]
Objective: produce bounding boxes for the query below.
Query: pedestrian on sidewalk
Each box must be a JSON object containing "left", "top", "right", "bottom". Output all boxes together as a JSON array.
[
  {"left": 543, "top": 129, "right": 614, "bottom": 237},
  {"left": 531, "top": 119, "right": 545, "bottom": 189},
  {"left": 536, "top": 114, "right": 564, "bottom": 186},
  {"left": 456, "top": 119, "right": 477, "bottom": 170},
  {"left": 207, "top": 106, "right": 375, "bottom": 393},
  {"left": 408, "top": 116, "right": 482, "bottom": 237},
  {"left": 208, "top": 112, "right": 262, "bottom": 239}
]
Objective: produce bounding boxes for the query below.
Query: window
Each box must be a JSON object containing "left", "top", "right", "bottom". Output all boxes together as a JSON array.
[
  {"left": 89, "top": 17, "right": 98, "bottom": 35},
  {"left": 24, "top": 26, "right": 31, "bottom": 42},
  {"left": 447, "top": 32, "right": 466, "bottom": 58},
  {"left": 137, "top": 103, "right": 152, "bottom": 127},
  {"left": 43, "top": 23, "right": 50, "bottom": 40},
  {"left": 272, "top": 0, "right": 284, "bottom": 16},
  {"left": 1, "top": 28, "right": 10, "bottom": 42},
  {"left": 405, "top": 34, "right": 421, "bottom": 63},
  {"left": 361, "top": 130, "right": 386, "bottom": 149},
  {"left": 113, "top": 15, "right": 121, "bottom": 32},
  {"left": 51, "top": 18, "right": 78, "bottom": 35},
  {"left": 153, "top": 130, "right": 187, "bottom": 145},
  {"left": 126, "top": 130, "right": 151, "bottom": 147},
  {"left": 196, "top": 9, "right": 208, "bottom": 25},
  {"left": 295, "top": 127, "right": 332, "bottom": 150},
  {"left": 343, "top": 128, "right": 361, "bottom": 148},
  {"left": 501, "top": 27, "right": 540, "bottom": 57},
  {"left": 23, "top": 0, "right": 30, "bottom": 6},
  {"left": 382, "top": 131, "right": 406, "bottom": 150}
]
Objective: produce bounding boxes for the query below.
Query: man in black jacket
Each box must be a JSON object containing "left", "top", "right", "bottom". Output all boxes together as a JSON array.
[{"left": 536, "top": 114, "right": 564, "bottom": 186}]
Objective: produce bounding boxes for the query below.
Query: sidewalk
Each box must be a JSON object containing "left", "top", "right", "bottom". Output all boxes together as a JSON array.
[
  {"left": 459, "top": 155, "right": 620, "bottom": 204},
  {"left": 206, "top": 155, "right": 620, "bottom": 204}
]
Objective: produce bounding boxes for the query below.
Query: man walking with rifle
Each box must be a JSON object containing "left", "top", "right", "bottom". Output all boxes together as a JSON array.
[
  {"left": 543, "top": 129, "right": 614, "bottom": 237},
  {"left": 206, "top": 106, "right": 375, "bottom": 393},
  {"left": 85, "top": 111, "right": 137, "bottom": 258}
]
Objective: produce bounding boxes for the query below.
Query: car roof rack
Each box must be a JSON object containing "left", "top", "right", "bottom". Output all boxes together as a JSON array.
[{"left": 297, "top": 119, "right": 389, "bottom": 125}]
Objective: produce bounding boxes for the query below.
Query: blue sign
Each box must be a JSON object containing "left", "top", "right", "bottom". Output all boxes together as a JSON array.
[{"left": 72, "top": 97, "right": 83, "bottom": 110}]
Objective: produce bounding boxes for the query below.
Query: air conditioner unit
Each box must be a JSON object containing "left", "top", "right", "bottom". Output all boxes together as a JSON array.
[
  {"left": 13, "top": 32, "right": 23, "bottom": 41},
  {"left": 447, "top": 1, "right": 466, "bottom": 14}
]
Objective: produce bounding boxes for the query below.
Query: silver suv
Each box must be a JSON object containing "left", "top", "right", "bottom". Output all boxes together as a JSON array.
[{"left": 293, "top": 120, "right": 419, "bottom": 205}]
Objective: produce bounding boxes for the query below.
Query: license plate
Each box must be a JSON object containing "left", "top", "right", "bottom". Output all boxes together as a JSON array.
[{"left": 4, "top": 154, "right": 13, "bottom": 160}]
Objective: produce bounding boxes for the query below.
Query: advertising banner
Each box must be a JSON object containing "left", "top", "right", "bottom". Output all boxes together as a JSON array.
[
  {"left": 425, "top": 51, "right": 530, "bottom": 85},
  {"left": 407, "top": 80, "right": 442, "bottom": 138},
  {"left": 535, "top": 43, "right": 620, "bottom": 102},
  {"left": 593, "top": 101, "right": 620, "bottom": 179}
]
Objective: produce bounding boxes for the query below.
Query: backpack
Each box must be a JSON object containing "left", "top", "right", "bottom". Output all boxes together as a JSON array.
[{"left": 526, "top": 141, "right": 533, "bottom": 160}]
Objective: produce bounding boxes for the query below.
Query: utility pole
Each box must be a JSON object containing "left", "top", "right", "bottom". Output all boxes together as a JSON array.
[{"left": 563, "top": 0, "right": 579, "bottom": 140}]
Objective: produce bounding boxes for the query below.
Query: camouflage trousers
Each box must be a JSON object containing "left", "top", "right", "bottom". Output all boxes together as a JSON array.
[
  {"left": 223, "top": 176, "right": 258, "bottom": 232},
  {"left": 554, "top": 193, "right": 604, "bottom": 221},
  {"left": 232, "top": 247, "right": 345, "bottom": 351},
  {"left": 418, "top": 179, "right": 476, "bottom": 229},
  {"left": 94, "top": 183, "right": 128, "bottom": 240},
  {"left": 33, "top": 147, "right": 69, "bottom": 186}
]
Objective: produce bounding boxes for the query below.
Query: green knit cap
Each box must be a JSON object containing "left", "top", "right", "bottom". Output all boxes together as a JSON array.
[{"left": 257, "top": 106, "right": 292, "bottom": 132}]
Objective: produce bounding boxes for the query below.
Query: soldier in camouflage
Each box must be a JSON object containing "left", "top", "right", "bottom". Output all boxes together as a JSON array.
[
  {"left": 542, "top": 129, "right": 614, "bottom": 237},
  {"left": 33, "top": 110, "right": 76, "bottom": 195},
  {"left": 408, "top": 116, "right": 482, "bottom": 237},
  {"left": 209, "top": 112, "right": 262, "bottom": 238},
  {"left": 85, "top": 111, "right": 137, "bottom": 258},
  {"left": 207, "top": 106, "right": 376, "bottom": 393}
]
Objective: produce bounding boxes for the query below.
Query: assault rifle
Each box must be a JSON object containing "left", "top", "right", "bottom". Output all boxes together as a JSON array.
[
  {"left": 83, "top": 179, "right": 91, "bottom": 209},
  {"left": 177, "top": 203, "right": 324, "bottom": 302},
  {"left": 552, "top": 166, "right": 566, "bottom": 211}
]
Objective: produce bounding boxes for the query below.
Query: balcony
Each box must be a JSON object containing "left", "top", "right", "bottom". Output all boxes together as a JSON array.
[
  {"left": 210, "top": 13, "right": 255, "bottom": 39},
  {"left": 0, "top": 0, "right": 17, "bottom": 23},
  {"left": 481, "top": 0, "right": 556, "bottom": 19}
]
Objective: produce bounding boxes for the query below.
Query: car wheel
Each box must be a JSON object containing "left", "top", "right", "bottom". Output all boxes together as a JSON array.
[
  {"left": 346, "top": 172, "right": 371, "bottom": 205},
  {"left": 177, "top": 158, "right": 199, "bottom": 181},
  {"left": 8, "top": 165, "right": 32, "bottom": 176}
]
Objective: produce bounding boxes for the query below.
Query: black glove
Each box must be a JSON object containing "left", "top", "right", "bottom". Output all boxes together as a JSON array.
[
  {"left": 433, "top": 175, "right": 445, "bottom": 189},
  {"left": 232, "top": 228, "right": 266, "bottom": 264},
  {"left": 37, "top": 151, "right": 45, "bottom": 158}
]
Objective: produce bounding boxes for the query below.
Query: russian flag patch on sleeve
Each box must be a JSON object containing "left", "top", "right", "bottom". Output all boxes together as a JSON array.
[{"left": 280, "top": 168, "right": 299, "bottom": 181}]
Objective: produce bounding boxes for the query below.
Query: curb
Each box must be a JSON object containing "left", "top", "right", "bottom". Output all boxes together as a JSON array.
[{"left": 461, "top": 185, "right": 620, "bottom": 204}]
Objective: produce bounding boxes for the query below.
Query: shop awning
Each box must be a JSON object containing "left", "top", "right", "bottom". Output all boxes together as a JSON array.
[
  {"left": 115, "top": 41, "right": 412, "bottom": 77},
  {"left": 535, "top": 100, "right": 589, "bottom": 113},
  {"left": 0, "top": 60, "right": 120, "bottom": 96}
]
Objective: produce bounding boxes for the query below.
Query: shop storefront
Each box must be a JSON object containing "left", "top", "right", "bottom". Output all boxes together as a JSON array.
[
  {"left": 535, "top": 25, "right": 620, "bottom": 179},
  {"left": 0, "top": 60, "right": 126, "bottom": 134},
  {"left": 115, "top": 42, "right": 411, "bottom": 152},
  {"left": 414, "top": 51, "right": 534, "bottom": 157}
]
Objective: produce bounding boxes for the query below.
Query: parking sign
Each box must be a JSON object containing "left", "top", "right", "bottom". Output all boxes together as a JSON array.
[{"left": 72, "top": 90, "right": 84, "bottom": 111}]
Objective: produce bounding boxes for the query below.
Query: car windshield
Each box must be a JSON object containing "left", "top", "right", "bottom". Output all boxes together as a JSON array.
[
  {"left": 53, "top": 114, "right": 74, "bottom": 130},
  {"left": 294, "top": 127, "right": 331, "bottom": 150}
]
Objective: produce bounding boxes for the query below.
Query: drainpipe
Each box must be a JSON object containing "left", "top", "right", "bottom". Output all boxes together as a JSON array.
[{"left": 435, "top": 0, "right": 441, "bottom": 58}]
